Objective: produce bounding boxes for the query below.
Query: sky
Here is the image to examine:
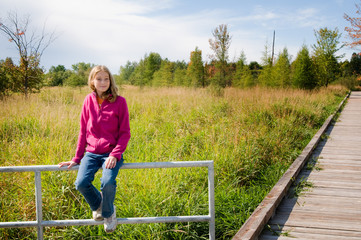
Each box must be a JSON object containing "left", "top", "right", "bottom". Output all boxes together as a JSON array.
[{"left": 0, "top": 0, "right": 359, "bottom": 74}]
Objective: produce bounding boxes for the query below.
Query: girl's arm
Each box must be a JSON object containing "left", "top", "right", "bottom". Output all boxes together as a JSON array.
[
  {"left": 72, "top": 97, "right": 89, "bottom": 164},
  {"left": 110, "top": 97, "right": 131, "bottom": 160}
]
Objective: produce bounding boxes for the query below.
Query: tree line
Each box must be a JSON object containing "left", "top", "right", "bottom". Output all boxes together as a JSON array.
[{"left": 2, "top": 3, "right": 361, "bottom": 99}]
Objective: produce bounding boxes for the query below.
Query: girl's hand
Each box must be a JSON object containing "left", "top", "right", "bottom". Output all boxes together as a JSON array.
[
  {"left": 58, "top": 161, "right": 78, "bottom": 169},
  {"left": 105, "top": 156, "right": 118, "bottom": 169}
]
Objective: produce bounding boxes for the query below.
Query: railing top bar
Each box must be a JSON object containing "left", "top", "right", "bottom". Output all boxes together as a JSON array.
[{"left": 0, "top": 160, "right": 213, "bottom": 173}]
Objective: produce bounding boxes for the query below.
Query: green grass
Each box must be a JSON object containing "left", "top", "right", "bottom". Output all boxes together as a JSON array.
[{"left": 0, "top": 85, "right": 347, "bottom": 239}]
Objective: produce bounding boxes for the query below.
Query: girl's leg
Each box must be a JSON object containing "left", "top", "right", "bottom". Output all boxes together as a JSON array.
[
  {"left": 75, "top": 152, "right": 103, "bottom": 211},
  {"left": 100, "top": 155, "right": 124, "bottom": 218}
]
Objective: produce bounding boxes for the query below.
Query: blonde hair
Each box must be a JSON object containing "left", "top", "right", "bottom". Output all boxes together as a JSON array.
[{"left": 88, "top": 65, "right": 119, "bottom": 102}]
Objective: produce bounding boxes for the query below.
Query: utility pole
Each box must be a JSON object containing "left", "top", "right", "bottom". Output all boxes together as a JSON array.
[{"left": 271, "top": 30, "right": 275, "bottom": 65}]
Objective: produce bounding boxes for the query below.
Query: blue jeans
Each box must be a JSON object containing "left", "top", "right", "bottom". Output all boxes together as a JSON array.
[{"left": 75, "top": 152, "right": 123, "bottom": 218}]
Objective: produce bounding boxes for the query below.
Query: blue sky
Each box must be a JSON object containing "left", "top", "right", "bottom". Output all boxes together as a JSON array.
[{"left": 0, "top": 0, "right": 359, "bottom": 73}]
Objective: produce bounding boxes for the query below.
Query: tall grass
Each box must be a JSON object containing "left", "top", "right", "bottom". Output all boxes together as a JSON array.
[{"left": 0, "top": 85, "right": 347, "bottom": 239}]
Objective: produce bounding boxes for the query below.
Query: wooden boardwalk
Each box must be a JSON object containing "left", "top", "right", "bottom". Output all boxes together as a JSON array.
[{"left": 258, "top": 91, "right": 361, "bottom": 240}]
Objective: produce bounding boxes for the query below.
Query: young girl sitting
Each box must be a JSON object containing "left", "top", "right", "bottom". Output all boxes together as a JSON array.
[{"left": 59, "top": 65, "right": 131, "bottom": 233}]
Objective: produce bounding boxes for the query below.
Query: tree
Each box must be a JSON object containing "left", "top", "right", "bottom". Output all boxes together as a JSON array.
[
  {"left": 173, "top": 68, "right": 187, "bottom": 86},
  {"left": 0, "top": 11, "right": 55, "bottom": 96},
  {"left": 291, "top": 45, "right": 317, "bottom": 89},
  {"left": 272, "top": 48, "right": 291, "bottom": 87},
  {"left": 63, "top": 62, "right": 93, "bottom": 87},
  {"left": 0, "top": 59, "right": 12, "bottom": 98},
  {"left": 233, "top": 52, "right": 254, "bottom": 88},
  {"left": 312, "top": 27, "right": 344, "bottom": 87},
  {"left": 129, "top": 58, "right": 147, "bottom": 87},
  {"left": 119, "top": 61, "right": 137, "bottom": 83},
  {"left": 144, "top": 52, "right": 162, "bottom": 85},
  {"left": 46, "top": 65, "right": 69, "bottom": 86},
  {"left": 258, "top": 43, "right": 274, "bottom": 86},
  {"left": 344, "top": 1, "right": 361, "bottom": 48},
  {"left": 349, "top": 52, "right": 361, "bottom": 75},
  {"left": 209, "top": 24, "right": 232, "bottom": 87},
  {"left": 152, "top": 60, "right": 174, "bottom": 87},
  {"left": 187, "top": 47, "right": 205, "bottom": 87}
]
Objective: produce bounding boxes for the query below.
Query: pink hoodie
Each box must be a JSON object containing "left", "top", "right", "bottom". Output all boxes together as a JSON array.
[{"left": 72, "top": 92, "right": 131, "bottom": 164}]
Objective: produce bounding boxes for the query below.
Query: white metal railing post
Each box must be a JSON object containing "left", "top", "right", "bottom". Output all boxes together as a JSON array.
[
  {"left": 34, "top": 171, "right": 43, "bottom": 240},
  {"left": 0, "top": 161, "right": 215, "bottom": 239},
  {"left": 208, "top": 162, "right": 215, "bottom": 240}
]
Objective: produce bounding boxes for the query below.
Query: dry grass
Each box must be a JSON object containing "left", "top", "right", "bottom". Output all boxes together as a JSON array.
[{"left": 0, "top": 85, "right": 348, "bottom": 239}]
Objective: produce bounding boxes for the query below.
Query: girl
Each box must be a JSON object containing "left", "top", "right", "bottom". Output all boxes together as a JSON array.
[{"left": 59, "top": 65, "right": 131, "bottom": 233}]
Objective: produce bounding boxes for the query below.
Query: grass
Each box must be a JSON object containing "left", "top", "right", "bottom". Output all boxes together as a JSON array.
[{"left": 0, "top": 85, "right": 348, "bottom": 239}]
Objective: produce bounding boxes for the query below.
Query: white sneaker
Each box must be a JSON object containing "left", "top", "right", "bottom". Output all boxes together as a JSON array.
[
  {"left": 93, "top": 197, "right": 103, "bottom": 221},
  {"left": 104, "top": 205, "right": 117, "bottom": 233}
]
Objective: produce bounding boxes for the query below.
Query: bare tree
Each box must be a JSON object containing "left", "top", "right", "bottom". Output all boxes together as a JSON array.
[{"left": 0, "top": 11, "right": 55, "bottom": 96}]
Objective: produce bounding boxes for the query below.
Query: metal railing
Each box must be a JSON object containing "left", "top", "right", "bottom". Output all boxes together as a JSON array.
[{"left": 0, "top": 161, "right": 215, "bottom": 240}]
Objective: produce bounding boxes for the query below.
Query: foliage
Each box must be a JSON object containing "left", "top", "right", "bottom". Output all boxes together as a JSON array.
[
  {"left": 292, "top": 45, "right": 317, "bottom": 89},
  {"left": 233, "top": 53, "right": 254, "bottom": 88},
  {"left": 144, "top": 52, "right": 162, "bottom": 85},
  {"left": 129, "top": 53, "right": 162, "bottom": 87},
  {"left": 312, "top": 27, "right": 344, "bottom": 87},
  {"left": 344, "top": 0, "right": 361, "bottom": 48},
  {"left": 349, "top": 52, "right": 361, "bottom": 75},
  {"left": 152, "top": 60, "right": 175, "bottom": 87},
  {"left": 119, "top": 61, "right": 138, "bottom": 83},
  {"left": 45, "top": 65, "right": 70, "bottom": 86},
  {"left": 187, "top": 47, "right": 205, "bottom": 87},
  {"left": 209, "top": 24, "right": 232, "bottom": 87},
  {"left": 63, "top": 62, "right": 93, "bottom": 87},
  {"left": 0, "top": 58, "right": 15, "bottom": 98},
  {"left": 272, "top": 48, "right": 291, "bottom": 87}
]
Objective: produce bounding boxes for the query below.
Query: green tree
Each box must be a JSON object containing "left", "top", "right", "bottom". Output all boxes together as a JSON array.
[
  {"left": 46, "top": 65, "right": 69, "bottom": 86},
  {"left": 292, "top": 45, "right": 316, "bottom": 89},
  {"left": 258, "top": 43, "right": 274, "bottom": 86},
  {"left": 233, "top": 52, "right": 253, "bottom": 87},
  {"left": 119, "top": 61, "right": 138, "bottom": 83},
  {"left": 153, "top": 60, "right": 174, "bottom": 87},
  {"left": 144, "top": 52, "right": 162, "bottom": 85},
  {"left": 209, "top": 24, "right": 232, "bottom": 87},
  {"left": 0, "top": 59, "right": 12, "bottom": 98},
  {"left": 312, "top": 27, "right": 344, "bottom": 87},
  {"left": 173, "top": 68, "right": 187, "bottom": 86},
  {"left": 272, "top": 48, "right": 291, "bottom": 87},
  {"left": 187, "top": 47, "right": 205, "bottom": 87},
  {"left": 129, "top": 58, "right": 146, "bottom": 87},
  {"left": 64, "top": 62, "right": 93, "bottom": 86},
  {"left": 349, "top": 52, "right": 361, "bottom": 75}
]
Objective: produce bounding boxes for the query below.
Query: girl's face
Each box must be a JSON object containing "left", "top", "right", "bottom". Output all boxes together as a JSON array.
[{"left": 93, "top": 71, "right": 110, "bottom": 96}]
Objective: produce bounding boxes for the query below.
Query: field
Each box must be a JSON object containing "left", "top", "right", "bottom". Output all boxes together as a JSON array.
[{"left": 0, "top": 85, "right": 347, "bottom": 239}]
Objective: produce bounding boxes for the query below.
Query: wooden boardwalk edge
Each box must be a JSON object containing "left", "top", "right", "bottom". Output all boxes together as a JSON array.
[{"left": 232, "top": 91, "right": 351, "bottom": 240}]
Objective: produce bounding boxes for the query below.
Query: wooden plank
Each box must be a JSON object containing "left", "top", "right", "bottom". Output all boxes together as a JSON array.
[
  {"left": 278, "top": 195, "right": 361, "bottom": 212},
  {"left": 313, "top": 154, "right": 361, "bottom": 161},
  {"left": 305, "top": 179, "right": 361, "bottom": 190},
  {"left": 261, "top": 226, "right": 361, "bottom": 240},
  {"left": 261, "top": 231, "right": 361, "bottom": 240},
  {"left": 268, "top": 211, "right": 361, "bottom": 232},
  {"left": 317, "top": 163, "right": 361, "bottom": 171},
  {"left": 317, "top": 159, "right": 361, "bottom": 165}
]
